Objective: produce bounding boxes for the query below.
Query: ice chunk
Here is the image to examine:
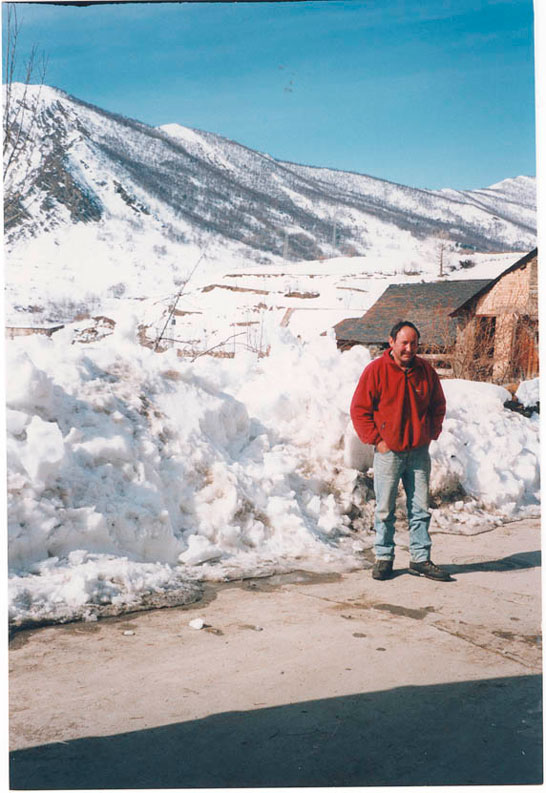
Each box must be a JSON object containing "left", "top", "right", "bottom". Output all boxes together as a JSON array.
[
  {"left": 19, "top": 416, "right": 65, "bottom": 484},
  {"left": 179, "top": 535, "right": 223, "bottom": 565},
  {"left": 516, "top": 378, "right": 539, "bottom": 408}
]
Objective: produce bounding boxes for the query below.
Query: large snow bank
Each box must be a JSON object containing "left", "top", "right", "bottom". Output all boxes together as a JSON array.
[
  {"left": 430, "top": 379, "right": 540, "bottom": 516},
  {"left": 7, "top": 324, "right": 367, "bottom": 624},
  {"left": 7, "top": 323, "right": 540, "bottom": 626}
]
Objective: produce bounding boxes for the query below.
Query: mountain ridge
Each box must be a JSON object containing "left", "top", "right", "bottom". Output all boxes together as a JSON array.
[{"left": 5, "top": 82, "right": 536, "bottom": 261}]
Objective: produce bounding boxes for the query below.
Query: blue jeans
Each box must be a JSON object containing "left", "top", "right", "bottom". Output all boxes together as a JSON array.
[{"left": 373, "top": 445, "right": 432, "bottom": 563}]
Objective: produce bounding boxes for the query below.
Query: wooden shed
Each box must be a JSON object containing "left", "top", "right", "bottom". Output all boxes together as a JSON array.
[{"left": 450, "top": 248, "right": 538, "bottom": 382}]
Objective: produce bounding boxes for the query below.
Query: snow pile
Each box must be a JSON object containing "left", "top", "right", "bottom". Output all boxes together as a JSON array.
[
  {"left": 7, "top": 322, "right": 540, "bottom": 626},
  {"left": 430, "top": 380, "right": 540, "bottom": 523},
  {"left": 516, "top": 377, "right": 540, "bottom": 408},
  {"left": 7, "top": 323, "right": 366, "bottom": 625}
]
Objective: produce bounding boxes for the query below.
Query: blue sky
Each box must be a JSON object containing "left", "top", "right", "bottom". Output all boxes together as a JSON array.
[{"left": 4, "top": 0, "right": 536, "bottom": 189}]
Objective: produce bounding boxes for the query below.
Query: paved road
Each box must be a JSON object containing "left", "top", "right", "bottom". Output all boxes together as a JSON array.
[{"left": 9, "top": 518, "right": 542, "bottom": 787}]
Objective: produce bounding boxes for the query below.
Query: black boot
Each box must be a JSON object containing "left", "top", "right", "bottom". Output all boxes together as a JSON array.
[
  {"left": 372, "top": 559, "right": 394, "bottom": 580},
  {"left": 409, "top": 560, "right": 452, "bottom": 581}
]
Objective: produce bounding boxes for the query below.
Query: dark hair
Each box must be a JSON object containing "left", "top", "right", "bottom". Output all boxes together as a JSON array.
[{"left": 389, "top": 320, "right": 420, "bottom": 341}]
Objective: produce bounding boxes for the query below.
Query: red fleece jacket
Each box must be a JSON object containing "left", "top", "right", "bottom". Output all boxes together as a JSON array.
[{"left": 350, "top": 349, "right": 446, "bottom": 452}]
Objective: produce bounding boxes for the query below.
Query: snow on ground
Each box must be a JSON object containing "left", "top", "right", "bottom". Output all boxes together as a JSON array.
[
  {"left": 99, "top": 247, "right": 525, "bottom": 362},
  {"left": 6, "top": 311, "right": 540, "bottom": 627},
  {"left": 4, "top": 183, "right": 524, "bottom": 338}
]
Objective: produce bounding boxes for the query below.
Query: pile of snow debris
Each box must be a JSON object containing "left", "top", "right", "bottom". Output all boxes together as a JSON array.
[{"left": 7, "top": 316, "right": 540, "bottom": 626}]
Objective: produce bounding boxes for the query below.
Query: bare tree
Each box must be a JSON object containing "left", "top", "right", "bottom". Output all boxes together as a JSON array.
[
  {"left": 435, "top": 230, "right": 450, "bottom": 277},
  {"left": 3, "top": 2, "right": 47, "bottom": 229},
  {"left": 421, "top": 306, "right": 508, "bottom": 383}
]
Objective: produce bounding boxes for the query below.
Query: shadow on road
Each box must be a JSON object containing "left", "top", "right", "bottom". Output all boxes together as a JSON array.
[
  {"left": 10, "top": 674, "right": 542, "bottom": 789},
  {"left": 385, "top": 550, "right": 540, "bottom": 580},
  {"left": 444, "top": 550, "right": 541, "bottom": 576}
]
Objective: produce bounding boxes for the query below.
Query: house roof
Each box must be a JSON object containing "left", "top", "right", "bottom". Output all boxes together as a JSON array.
[
  {"left": 334, "top": 278, "right": 492, "bottom": 347},
  {"left": 449, "top": 248, "right": 538, "bottom": 317}
]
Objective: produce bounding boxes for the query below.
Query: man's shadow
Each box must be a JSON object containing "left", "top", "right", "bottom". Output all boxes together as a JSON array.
[
  {"left": 443, "top": 550, "right": 541, "bottom": 575},
  {"left": 390, "top": 550, "right": 541, "bottom": 578}
]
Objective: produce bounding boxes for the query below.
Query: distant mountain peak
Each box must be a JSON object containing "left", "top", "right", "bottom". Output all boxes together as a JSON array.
[{"left": 487, "top": 174, "right": 535, "bottom": 190}]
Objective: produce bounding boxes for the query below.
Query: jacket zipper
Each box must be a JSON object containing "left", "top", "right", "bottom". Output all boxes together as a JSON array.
[{"left": 404, "top": 370, "right": 413, "bottom": 447}]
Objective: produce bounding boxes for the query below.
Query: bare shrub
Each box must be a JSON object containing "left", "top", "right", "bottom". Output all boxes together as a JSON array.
[
  {"left": 419, "top": 307, "right": 499, "bottom": 382},
  {"left": 3, "top": 3, "right": 48, "bottom": 229},
  {"left": 107, "top": 282, "right": 126, "bottom": 298}
]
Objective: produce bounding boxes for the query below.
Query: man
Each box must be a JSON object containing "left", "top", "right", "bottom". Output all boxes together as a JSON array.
[{"left": 350, "top": 320, "right": 452, "bottom": 581}]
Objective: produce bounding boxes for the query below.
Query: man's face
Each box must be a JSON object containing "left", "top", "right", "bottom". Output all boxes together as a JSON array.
[{"left": 389, "top": 326, "right": 419, "bottom": 368}]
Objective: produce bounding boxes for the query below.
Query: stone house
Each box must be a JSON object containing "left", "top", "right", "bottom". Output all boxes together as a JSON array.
[
  {"left": 334, "top": 248, "right": 538, "bottom": 382},
  {"left": 334, "top": 278, "right": 492, "bottom": 376},
  {"left": 449, "top": 248, "right": 538, "bottom": 382}
]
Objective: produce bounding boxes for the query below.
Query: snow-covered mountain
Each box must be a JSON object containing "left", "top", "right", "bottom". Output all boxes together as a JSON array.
[
  {"left": 4, "top": 83, "right": 536, "bottom": 334},
  {"left": 6, "top": 83, "right": 536, "bottom": 256}
]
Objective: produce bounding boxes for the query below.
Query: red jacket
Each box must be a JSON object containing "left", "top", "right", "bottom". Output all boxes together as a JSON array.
[{"left": 350, "top": 349, "right": 446, "bottom": 452}]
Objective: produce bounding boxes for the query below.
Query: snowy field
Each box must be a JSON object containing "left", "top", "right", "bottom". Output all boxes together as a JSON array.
[
  {"left": 6, "top": 304, "right": 540, "bottom": 627},
  {"left": 5, "top": 221, "right": 527, "bottom": 346}
]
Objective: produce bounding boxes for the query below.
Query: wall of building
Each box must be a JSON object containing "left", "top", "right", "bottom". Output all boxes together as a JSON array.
[
  {"left": 452, "top": 257, "right": 539, "bottom": 383},
  {"left": 475, "top": 260, "right": 534, "bottom": 316},
  {"left": 528, "top": 255, "right": 539, "bottom": 316},
  {"left": 492, "top": 313, "right": 517, "bottom": 381}
]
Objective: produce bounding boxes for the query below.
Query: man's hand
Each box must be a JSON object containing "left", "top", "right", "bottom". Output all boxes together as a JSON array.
[{"left": 375, "top": 440, "right": 390, "bottom": 454}]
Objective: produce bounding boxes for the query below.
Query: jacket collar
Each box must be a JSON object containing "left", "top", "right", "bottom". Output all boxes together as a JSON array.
[{"left": 383, "top": 347, "right": 423, "bottom": 373}]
